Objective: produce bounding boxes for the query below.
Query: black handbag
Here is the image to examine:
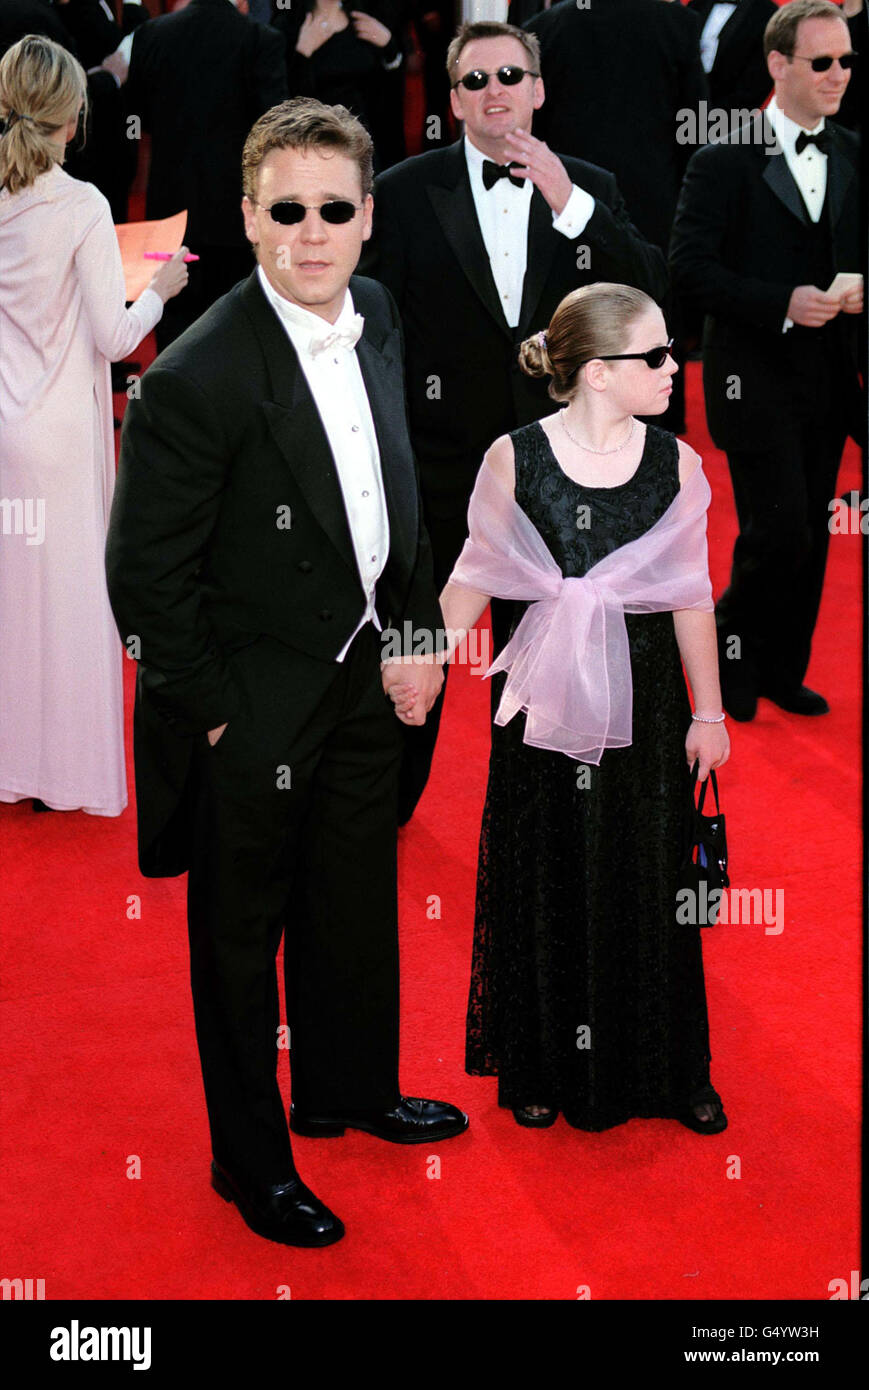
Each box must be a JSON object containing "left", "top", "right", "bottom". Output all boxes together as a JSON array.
[{"left": 678, "top": 764, "right": 729, "bottom": 927}]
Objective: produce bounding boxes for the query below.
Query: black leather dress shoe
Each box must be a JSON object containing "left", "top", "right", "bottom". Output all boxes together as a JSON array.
[
  {"left": 210, "top": 1160, "right": 344, "bottom": 1246},
  {"left": 290, "top": 1096, "right": 469, "bottom": 1144},
  {"left": 760, "top": 685, "right": 829, "bottom": 716}
]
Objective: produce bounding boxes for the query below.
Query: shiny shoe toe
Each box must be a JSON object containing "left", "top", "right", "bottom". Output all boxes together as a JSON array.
[{"left": 210, "top": 1160, "right": 344, "bottom": 1246}]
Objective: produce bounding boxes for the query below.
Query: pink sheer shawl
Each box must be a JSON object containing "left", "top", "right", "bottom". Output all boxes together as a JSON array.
[{"left": 448, "top": 451, "right": 715, "bottom": 763}]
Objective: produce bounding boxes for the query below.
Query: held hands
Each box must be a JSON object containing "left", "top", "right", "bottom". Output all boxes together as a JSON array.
[
  {"left": 685, "top": 720, "right": 730, "bottom": 783},
  {"left": 503, "top": 128, "right": 573, "bottom": 217},
  {"left": 381, "top": 656, "right": 444, "bottom": 726},
  {"left": 148, "top": 246, "right": 190, "bottom": 303}
]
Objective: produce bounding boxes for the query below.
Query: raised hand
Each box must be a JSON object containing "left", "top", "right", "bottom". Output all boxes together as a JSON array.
[{"left": 502, "top": 127, "right": 573, "bottom": 217}]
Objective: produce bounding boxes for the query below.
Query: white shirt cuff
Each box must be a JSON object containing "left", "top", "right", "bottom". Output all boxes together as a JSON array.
[
  {"left": 783, "top": 316, "right": 794, "bottom": 333},
  {"left": 552, "top": 184, "right": 595, "bottom": 239}
]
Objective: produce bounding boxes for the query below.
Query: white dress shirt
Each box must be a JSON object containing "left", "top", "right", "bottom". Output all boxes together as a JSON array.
[
  {"left": 699, "top": 3, "right": 737, "bottom": 74},
  {"left": 256, "top": 264, "right": 390, "bottom": 661},
  {"left": 464, "top": 136, "right": 596, "bottom": 329},
  {"left": 766, "top": 97, "right": 829, "bottom": 332}
]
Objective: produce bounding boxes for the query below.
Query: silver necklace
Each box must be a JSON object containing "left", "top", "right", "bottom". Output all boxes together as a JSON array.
[{"left": 560, "top": 413, "right": 635, "bottom": 455}]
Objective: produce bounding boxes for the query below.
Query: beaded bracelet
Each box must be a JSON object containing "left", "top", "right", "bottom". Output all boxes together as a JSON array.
[{"left": 691, "top": 712, "right": 726, "bottom": 723}]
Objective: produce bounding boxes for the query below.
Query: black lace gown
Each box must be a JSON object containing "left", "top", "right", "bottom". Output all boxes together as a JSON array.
[{"left": 466, "top": 420, "right": 714, "bottom": 1127}]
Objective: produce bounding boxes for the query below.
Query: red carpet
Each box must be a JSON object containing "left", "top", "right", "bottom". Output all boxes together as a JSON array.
[{"left": 0, "top": 333, "right": 861, "bottom": 1298}]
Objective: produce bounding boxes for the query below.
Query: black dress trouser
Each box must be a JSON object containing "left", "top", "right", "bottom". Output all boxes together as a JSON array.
[
  {"left": 186, "top": 624, "right": 403, "bottom": 1186},
  {"left": 716, "top": 410, "right": 847, "bottom": 693}
]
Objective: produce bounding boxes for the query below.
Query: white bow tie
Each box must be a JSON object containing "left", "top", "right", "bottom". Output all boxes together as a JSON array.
[{"left": 308, "top": 314, "right": 365, "bottom": 358}]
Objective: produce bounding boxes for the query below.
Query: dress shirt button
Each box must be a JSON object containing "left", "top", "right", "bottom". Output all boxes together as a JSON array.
[
  {"left": 351, "top": 424, "right": 360, "bottom": 433},
  {"left": 319, "top": 609, "right": 333, "bottom": 621},
  {"left": 371, "top": 554, "right": 377, "bottom": 562},
  {"left": 362, "top": 490, "right": 369, "bottom": 497},
  {"left": 297, "top": 560, "right": 313, "bottom": 574}
]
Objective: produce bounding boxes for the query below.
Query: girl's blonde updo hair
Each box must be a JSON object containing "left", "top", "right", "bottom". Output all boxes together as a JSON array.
[
  {"left": 0, "top": 36, "right": 88, "bottom": 196},
  {"left": 519, "top": 282, "right": 657, "bottom": 401}
]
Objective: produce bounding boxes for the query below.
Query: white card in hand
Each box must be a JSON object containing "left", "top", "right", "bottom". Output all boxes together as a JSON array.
[{"left": 827, "top": 273, "right": 863, "bottom": 299}]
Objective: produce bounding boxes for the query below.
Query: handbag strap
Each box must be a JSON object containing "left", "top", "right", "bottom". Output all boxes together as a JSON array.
[{"left": 690, "top": 762, "right": 721, "bottom": 815}]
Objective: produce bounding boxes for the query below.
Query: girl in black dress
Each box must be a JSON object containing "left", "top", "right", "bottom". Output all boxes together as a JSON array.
[{"left": 391, "top": 283, "right": 731, "bottom": 1135}]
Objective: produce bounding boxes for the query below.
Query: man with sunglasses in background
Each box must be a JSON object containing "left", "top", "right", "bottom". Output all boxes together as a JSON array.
[
  {"left": 671, "top": 0, "right": 863, "bottom": 723},
  {"left": 106, "top": 98, "right": 467, "bottom": 1249},
  {"left": 361, "top": 19, "right": 667, "bottom": 822}
]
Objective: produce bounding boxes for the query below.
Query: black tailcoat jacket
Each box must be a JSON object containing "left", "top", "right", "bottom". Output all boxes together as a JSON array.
[
  {"left": 106, "top": 271, "right": 442, "bottom": 876},
  {"left": 669, "top": 113, "right": 863, "bottom": 451}
]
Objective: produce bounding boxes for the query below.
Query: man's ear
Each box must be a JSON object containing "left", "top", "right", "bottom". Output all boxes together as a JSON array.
[
  {"left": 449, "top": 85, "right": 464, "bottom": 125},
  {"left": 361, "top": 191, "right": 374, "bottom": 241},
  {"left": 533, "top": 76, "right": 545, "bottom": 112},
  {"left": 241, "top": 195, "right": 258, "bottom": 246},
  {"left": 767, "top": 49, "right": 787, "bottom": 83}
]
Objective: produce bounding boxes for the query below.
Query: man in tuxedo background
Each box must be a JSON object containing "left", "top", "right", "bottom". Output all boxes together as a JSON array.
[
  {"left": 362, "top": 19, "right": 667, "bottom": 820},
  {"left": 124, "top": 0, "right": 288, "bottom": 351},
  {"left": 670, "top": 0, "right": 863, "bottom": 722},
  {"left": 688, "top": 0, "right": 777, "bottom": 131},
  {"left": 106, "top": 98, "right": 466, "bottom": 1249}
]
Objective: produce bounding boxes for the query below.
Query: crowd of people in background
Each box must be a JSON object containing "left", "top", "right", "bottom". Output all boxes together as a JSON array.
[{"left": 0, "top": 0, "right": 865, "bottom": 1245}]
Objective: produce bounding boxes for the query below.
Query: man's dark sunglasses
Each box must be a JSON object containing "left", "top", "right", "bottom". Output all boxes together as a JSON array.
[
  {"left": 792, "top": 52, "right": 857, "bottom": 72},
  {"left": 584, "top": 338, "right": 675, "bottom": 370},
  {"left": 452, "top": 65, "right": 539, "bottom": 91},
  {"left": 254, "top": 200, "right": 362, "bottom": 225}
]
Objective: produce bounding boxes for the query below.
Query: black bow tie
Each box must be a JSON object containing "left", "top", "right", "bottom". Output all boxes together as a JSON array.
[
  {"left": 482, "top": 159, "right": 525, "bottom": 191},
  {"left": 795, "top": 128, "right": 831, "bottom": 156}
]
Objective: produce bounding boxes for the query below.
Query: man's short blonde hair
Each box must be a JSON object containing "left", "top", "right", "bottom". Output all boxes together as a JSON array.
[{"left": 242, "top": 97, "right": 374, "bottom": 202}]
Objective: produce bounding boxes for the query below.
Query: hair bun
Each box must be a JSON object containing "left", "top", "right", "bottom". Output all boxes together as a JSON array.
[{"left": 518, "top": 330, "right": 550, "bottom": 379}]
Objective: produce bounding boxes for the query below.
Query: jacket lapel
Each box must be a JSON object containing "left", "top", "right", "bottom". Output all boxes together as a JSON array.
[
  {"left": 426, "top": 142, "right": 512, "bottom": 341},
  {"left": 825, "top": 126, "right": 856, "bottom": 229},
  {"left": 759, "top": 114, "right": 808, "bottom": 226},
  {"left": 242, "top": 272, "right": 357, "bottom": 575},
  {"left": 356, "top": 323, "right": 417, "bottom": 566},
  {"left": 516, "top": 188, "right": 558, "bottom": 341}
]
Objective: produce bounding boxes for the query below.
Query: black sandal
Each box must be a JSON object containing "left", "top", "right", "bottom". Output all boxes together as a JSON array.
[
  {"left": 678, "top": 1085, "right": 728, "bottom": 1134},
  {"left": 512, "top": 1105, "right": 558, "bottom": 1128}
]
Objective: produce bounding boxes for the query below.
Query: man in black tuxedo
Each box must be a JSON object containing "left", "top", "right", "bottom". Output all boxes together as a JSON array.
[
  {"left": 688, "top": 0, "right": 777, "bottom": 131},
  {"left": 362, "top": 19, "right": 667, "bottom": 818},
  {"left": 106, "top": 98, "right": 466, "bottom": 1248},
  {"left": 670, "top": 0, "right": 863, "bottom": 721},
  {"left": 124, "top": 0, "right": 288, "bottom": 350}
]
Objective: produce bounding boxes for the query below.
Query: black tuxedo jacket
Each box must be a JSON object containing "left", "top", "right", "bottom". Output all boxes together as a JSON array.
[
  {"left": 361, "top": 139, "right": 667, "bottom": 517},
  {"left": 124, "top": 0, "right": 287, "bottom": 247},
  {"left": 669, "top": 113, "right": 863, "bottom": 450},
  {"left": 106, "top": 271, "right": 442, "bottom": 876},
  {"left": 525, "top": 0, "right": 708, "bottom": 252},
  {"left": 686, "top": 0, "right": 775, "bottom": 118}
]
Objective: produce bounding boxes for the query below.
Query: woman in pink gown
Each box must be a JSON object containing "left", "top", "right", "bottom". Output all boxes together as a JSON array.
[{"left": 0, "top": 36, "right": 187, "bottom": 816}]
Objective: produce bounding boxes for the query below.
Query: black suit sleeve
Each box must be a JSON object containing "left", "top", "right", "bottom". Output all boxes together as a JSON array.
[
  {"left": 669, "top": 145, "right": 794, "bottom": 329},
  {"left": 248, "top": 18, "right": 289, "bottom": 116},
  {"left": 579, "top": 168, "right": 669, "bottom": 303},
  {"left": 106, "top": 367, "right": 242, "bottom": 737},
  {"left": 673, "top": 9, "right": 709, "bottom": 182},
  {"left": 358, "top": 172, "right": 407, "bottom": 304}
]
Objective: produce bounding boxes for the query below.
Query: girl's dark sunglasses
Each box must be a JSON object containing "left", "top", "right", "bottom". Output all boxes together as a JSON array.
[
  {"left": 792, "top": 52, "right": 857, "bottom": 72},
  {"left": 452, "top": 65, "right": 540, "bottom": 91},
  {"left": 254, "top": 200, "right": 362, "bottom": 225},
  {"left": 590, "top": 338, "right": 675, "bottom": 370}
]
